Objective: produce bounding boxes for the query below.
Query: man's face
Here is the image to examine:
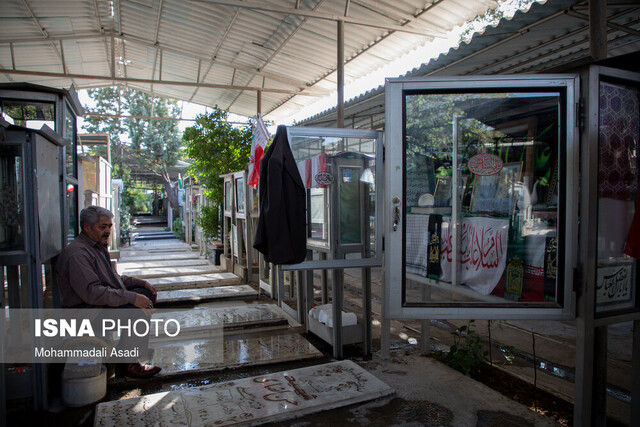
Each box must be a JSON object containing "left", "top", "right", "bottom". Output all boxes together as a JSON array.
[{"left": 83, "top": 216, "right": 113, "bottom": 247}]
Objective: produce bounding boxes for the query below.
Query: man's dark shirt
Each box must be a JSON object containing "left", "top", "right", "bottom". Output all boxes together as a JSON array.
[{"left": 56, "top": 233, "right": 147, "bottom": 307}]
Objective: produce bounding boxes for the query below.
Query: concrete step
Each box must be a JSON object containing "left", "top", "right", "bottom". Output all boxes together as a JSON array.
[{"left": 132, "top": 233, "right": 177, "bottom": 241}]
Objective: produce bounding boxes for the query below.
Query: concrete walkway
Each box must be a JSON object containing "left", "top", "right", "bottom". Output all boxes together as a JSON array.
[{"left": 91, "top": 235, "right": 568, "bottom": 426}]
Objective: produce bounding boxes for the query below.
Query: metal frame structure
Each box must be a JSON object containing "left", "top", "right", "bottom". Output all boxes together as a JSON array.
[
  {"left": 0, "top": 83, "right": 83, "bottom": 414},
  {"left": 575, "top": 65, "right": 640, "bottom": 426},
  {"left": 0, "top": 0, "right": 498, "bottom": 120},
  {"left": 280, "top": 126, "right": 382, "bottom": 357}
]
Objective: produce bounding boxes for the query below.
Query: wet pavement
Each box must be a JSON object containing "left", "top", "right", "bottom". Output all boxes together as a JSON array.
[{"left": 5, "top": 222, "right": 633, "bottom": 426}]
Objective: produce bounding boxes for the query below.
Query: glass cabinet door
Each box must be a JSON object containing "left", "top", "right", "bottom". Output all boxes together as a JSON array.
[
  {"left": 587, "top": 66, "right": 640, "bottom": 319},
  {"left": 385, "top": 75, "right": 579, "bottom": 319},
  {"left": 285, "top": 127, "right": 383, "bottom": 270}
]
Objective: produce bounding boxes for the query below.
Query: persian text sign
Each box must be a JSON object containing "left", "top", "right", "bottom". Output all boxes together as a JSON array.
[
  {"left": 596, "top": 261, "right": 635, "bottom": 311},
  {"left": 440, "top": 217, "right": 509, "bottom": 295},
  {"left": 468, "top": 153, "right": 503, "bottom": 176}
]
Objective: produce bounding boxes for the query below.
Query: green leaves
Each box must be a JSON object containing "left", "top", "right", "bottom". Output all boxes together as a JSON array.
[
  {"left": 182, "top": 106, "right": 254, "bottom": 239},
  {"left": 439, "top": 320, "right": 489, "bottom": 376}
]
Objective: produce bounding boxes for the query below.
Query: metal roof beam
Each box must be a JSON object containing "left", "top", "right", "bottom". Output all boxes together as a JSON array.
[
  {"left": 0, "top": 32, "right": 109, "bottom": 44},
  {"left": 0, "top": 68, "right": 327, "bottom": 95},
  {"left": 190, "top": 0, "right": 441, "bottom": 37},
  {"left": 566, "top": 8, "right": 640, "bottom": 38},
  {"left": 116, "top": 33, "right": 315, "bottom": 90},
  {"left": 84, "top": 111, "right": 248, "bottom": 124},
  {"left": 20, "top": 0, "right": 78, "bottom": 87},
  {"left": 0, "top": 32, "right": 320, "bottom": 90},
  {"left": 189, "top": 8, "right": 240, "bottom": 103},
  {"left": 475, "top": 10, "right": 640, "bottom": 75}
]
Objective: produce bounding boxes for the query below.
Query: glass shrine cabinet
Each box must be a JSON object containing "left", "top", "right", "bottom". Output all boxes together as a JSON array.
[
  {"left": 286, "top": 127, "right": 383, "bottom": 267},
  {"left": 0, "top": 83, "right": 84, "bottom": 309},
  {"left": 221, "top": 170, "right": 258, "bottom": 282},
  {"left": 385, "top": 70, "right": 640, "bottom": 322},
  {"left": 385, "top": 75, "right": 580, "bottom": 320}
]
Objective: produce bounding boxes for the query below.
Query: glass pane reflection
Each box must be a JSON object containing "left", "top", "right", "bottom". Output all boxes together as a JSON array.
[
  {"left": 404, "top": 91, "right": 561, "bottom": 305},
  {"left": 0, "top": 144, "right": 24, "bottom": 251},
  {"left": 289, "top": 134, "right": 377, "bottom": 258}
]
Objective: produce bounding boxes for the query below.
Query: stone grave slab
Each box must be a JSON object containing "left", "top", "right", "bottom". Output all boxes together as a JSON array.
[
  {"left": 118, "top": 253, "right": 201, "bottom": 263},
  {"left": 148, "top": 273, "right": 241, "bottom": 292},
  {"left": 117, "top": 259, "right": 209, "bottom": 273},
  {"left": 94, "top": 360, "right": 394, "bottom": 426},
  {"left": 153, "top": 304, "right": 289, "bottom": 335},
  {"left": 155, "top": 285, "right": 257, "bottom": 305},
  {"left": 125, "top": 265, "right": 224, "bottom": 279},
  {"left": 148, "top": 333, "right": 323, "bottom": 378}
]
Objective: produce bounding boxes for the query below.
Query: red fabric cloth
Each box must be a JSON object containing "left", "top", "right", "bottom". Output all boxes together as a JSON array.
[{"left": 624, "top": 191, "right": 640, "bottom": 259}]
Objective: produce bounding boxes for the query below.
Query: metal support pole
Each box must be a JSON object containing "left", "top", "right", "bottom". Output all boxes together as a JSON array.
[
  {"left": 304, "top": 251, "right": 314, "bottom": 332},
  {"left": 420, "top": 282, "right": 431, "bottom": 356},
  {"left": 270, "top": 262, "right": 276, "bottom": 299},
  {"left": 331, "top": 267, "right": 343, "bottom": 359},
  {"left": 592, "top": 325, "right": 608, "bottom": 425},
  {"left": 589, "top": 0, "right": 608, "bottom": 61},
  {"left": 575, "top": 316, "right": 595, "bottom": 425},
  {"left": 257, "top": 90, "right": 262, "bottom": 115},
  {"left": 0, "top": 310, "right": 5, "bottom": 427},
  {"left": 296, "top": 270, "right": 305, "bottom": 323},
  {"left": 277, "top": 265, "right": 284, "bottom": 308},
  {"left": 632, "top": 319, "right": 640, "bottom": 426},
  {"left": 337, "top": 20, "right": 345, "bottom": 128},
  {"left": 0, "top": 268, "right": 4, "bottom": 308},
  {"left": 25, "top": 135, "right": 46, "bottom": 409},
  {"left": 361, "top": 266, "right": 372, "bottom": 357},
  {"left": 320, "top": 252, "right": 328, "bottom": 304}
]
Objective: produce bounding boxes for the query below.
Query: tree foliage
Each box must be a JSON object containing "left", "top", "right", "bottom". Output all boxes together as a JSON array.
[
  {"left": 182, "top": 107, "right": 253, "bottom": 238},
  {"left": 82, "top": 87, "right": 183, "bottom": 209},
  {"left": 459, "top": 0, "right": 536, "bottom": 43},
  {"left": 82, "top": 87, "right": 127, "bottom": 166}
]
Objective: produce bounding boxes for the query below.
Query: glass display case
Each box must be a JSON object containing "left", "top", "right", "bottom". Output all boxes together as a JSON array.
[
  {"left": 385, "top": 75, "right": 579, "bottom": 319},
  {"left": 221, "top": 173, "right": 235, "bottom": 262},
  {"left": 286, "top": 127, "right": 383, "bottom": 269}
]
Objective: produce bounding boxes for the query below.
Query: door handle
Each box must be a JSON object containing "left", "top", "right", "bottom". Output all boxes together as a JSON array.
[{"left": 392, "top": 197, "right": 400, "bottom": 232}]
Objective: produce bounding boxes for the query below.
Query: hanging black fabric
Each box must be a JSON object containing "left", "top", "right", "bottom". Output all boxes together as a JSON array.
[
  {"left": 253, "top": 125, "right": 307, "bottom": 264},
  {"left": 426, "top": 214, "right": 442, "bottom": 278}
]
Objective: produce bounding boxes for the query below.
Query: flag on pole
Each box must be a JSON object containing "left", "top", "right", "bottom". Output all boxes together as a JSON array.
[{"left": 248, "top": 114, "right": 269, "bottom": 188}]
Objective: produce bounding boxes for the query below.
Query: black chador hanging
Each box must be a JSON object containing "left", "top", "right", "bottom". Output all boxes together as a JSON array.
[{"left": 253, "top": 125, "right": 307, "bottom": 264}]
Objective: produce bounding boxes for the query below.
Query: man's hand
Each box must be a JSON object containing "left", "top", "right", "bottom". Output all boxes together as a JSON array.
[
  {"left": 143, "top": 281, "right": 157, "bottom": 303},
  {"left": 133, "top": 293, "right": 154, "bottom": 317}
]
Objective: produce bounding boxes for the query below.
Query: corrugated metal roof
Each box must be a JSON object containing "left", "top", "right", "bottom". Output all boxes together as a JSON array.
[
  {"left": 298, "top": 0, "right": 640, "bottom": 129},
  {"left": 0, "top": 0, "right": 498, "bottom": 118}
]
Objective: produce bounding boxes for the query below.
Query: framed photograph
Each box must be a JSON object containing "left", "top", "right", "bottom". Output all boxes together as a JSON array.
[{"left": 470, "top": 162, "right": 522, "bottom": 216}]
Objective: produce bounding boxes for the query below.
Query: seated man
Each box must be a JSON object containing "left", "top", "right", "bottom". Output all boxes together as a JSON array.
[{"left": 56, "top": 205, "right": 161, "bottom": 378}]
